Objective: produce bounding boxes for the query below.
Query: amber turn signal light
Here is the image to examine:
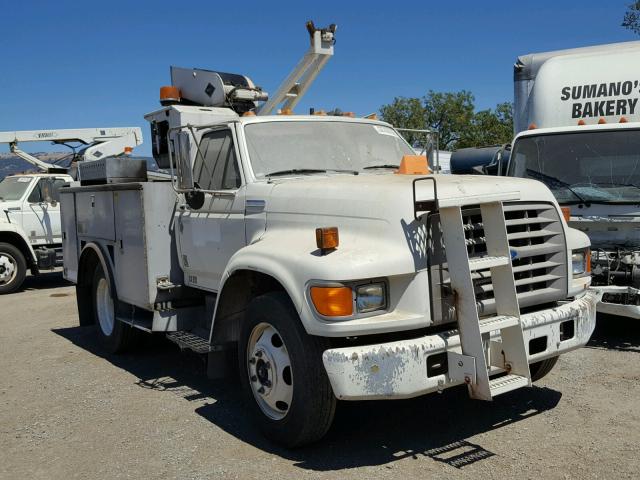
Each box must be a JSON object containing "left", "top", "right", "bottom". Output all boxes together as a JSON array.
[
  {"left": 586, "top": 248, "right": 591, "bottom": 273},
  {"left": 310, "top": 286, "right": 353, "bottom": 317},
  {"left": 561, "top": 206, "right": 571, "bottom": 223},
  {"left": 316, "top": 227, "right": 339, "bottom": 252}
]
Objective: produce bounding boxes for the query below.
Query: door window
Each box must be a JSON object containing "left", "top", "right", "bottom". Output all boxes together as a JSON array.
[
  {"left": 27, "top": 178, "right": 67, "bottom": 203},
  {"left": 193, "top": 130, "right": 241, "bottom": 190}
]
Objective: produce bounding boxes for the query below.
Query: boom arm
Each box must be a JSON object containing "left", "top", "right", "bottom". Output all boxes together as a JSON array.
[
  {"left": 256, "top": 21, "right": 336, "bottom": 115},
  {"left": 0, "top": 127, "right": 143, "bottom": 172}
]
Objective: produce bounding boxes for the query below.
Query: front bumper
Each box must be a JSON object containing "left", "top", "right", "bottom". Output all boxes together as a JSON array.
[
  {"left": 593, "top": 285, "right": 640, "bottom": 319},
  {"left": 322, "top": 291, "right": 597, "bottom": 400}
]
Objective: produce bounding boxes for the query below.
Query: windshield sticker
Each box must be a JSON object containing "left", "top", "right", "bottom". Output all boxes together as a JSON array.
[
  {"left": 560, "top": 80, "right": 639, "bottom": 119},
  {"left": 17, "top": 177, "right": 31, "bottom": 182},
  {"left": 373, "top": 125, "right": 398, "bottom": 137}
]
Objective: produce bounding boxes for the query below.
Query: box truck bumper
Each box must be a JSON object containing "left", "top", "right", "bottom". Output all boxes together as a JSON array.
[
  {"left": 322, "top": 291, "right": 597, "bottom": 400},
  {"left": 593, "top": 285, "right": 640, "bottom": 319}
]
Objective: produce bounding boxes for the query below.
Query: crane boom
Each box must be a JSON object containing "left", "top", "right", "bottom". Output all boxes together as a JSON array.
[
  {"left": 0, "top": 127, "right": 143, "bottom": 172},
  {"left": 256, "top": 21, "right": 336, "bottom": 115}
]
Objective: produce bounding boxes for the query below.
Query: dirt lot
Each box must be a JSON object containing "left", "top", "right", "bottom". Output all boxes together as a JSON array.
[{"left": 1, "top": 272, "right": 639, "bottom": 479}]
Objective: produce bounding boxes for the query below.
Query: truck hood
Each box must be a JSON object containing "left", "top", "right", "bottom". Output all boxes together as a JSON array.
[
  {"left": 264, "top": 173, "right": 559, "bottom": 222},
  {"left": 567, "top": 204, "right": 640, "bottom": 249}
]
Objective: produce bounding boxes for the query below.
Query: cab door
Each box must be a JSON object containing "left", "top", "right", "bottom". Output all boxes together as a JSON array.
[
  {"left": 20, "top": 177, "right": 66, "bottom": 246},
  {"left": 176, "top": 126, "right": 246, "bottom": 291}
]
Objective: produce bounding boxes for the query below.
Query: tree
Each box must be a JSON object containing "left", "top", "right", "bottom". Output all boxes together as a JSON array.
[
  {"left": 622, "top": 1, "right": 640, "bottom": 35},
  {"left": 379, "top": 93, "right": 513, "bottom": 150}
]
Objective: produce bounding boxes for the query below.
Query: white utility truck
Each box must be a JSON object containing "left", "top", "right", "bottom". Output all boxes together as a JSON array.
[
  {"left": 0, "top": 128, "right": 142, "bottom": 293},
  {"left": 61, "top": 23, "right": 596, "bottom": 447},
  {"left": 508, "top": 41, "right": 640, "bottom": 319}
]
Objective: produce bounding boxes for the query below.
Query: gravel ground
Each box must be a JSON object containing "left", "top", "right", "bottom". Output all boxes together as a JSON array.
[{"left": 1, "top": 272, "right": 639, "bottom": 479}]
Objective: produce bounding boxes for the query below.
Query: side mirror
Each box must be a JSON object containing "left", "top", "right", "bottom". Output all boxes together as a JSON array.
[{"left": 174, "top": 131, "right": 194, "bottom": 190}]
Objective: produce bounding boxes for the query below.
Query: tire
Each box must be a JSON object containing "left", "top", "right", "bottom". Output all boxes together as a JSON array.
[
  {"left": 238, "top": 292, "right": 336, "bottom": 447},
  {"left": 91, "top": 263, "right": 137, "bottom": 353},
  {"left": 530, "top": 356, "right": 559, "bottom": 382},
  {"left": 0, "top": 242, "right": 27, "bottom": 294}
]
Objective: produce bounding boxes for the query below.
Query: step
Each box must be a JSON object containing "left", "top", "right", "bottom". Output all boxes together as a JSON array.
[
  {"left": 166, "top": 331, "right": 213, "bottom": 354},
  {"left": 478, "top": 315, "right": 520, "bottom": 334},
  {"left": 468, "top": 255, "right": 510, "bottom": 271},
  {"left": 488, "top": 374, "right": 530, "bottom": 396}
]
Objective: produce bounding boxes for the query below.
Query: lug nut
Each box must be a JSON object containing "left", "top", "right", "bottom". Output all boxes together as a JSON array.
[
  {"left": 249, "top": 358, "right": 256, "bottom": 365},
  {"left": 255, "top": 351, "right": 263, "bottom": 358},
  {"left": 263, "top": 380, "right": 272, "bottom": 388},
  {"left": 257, "top": 386, "right": 265, "bottom": 394},
  {"left": 250, "top": 375, "right": 257, "bottom": 382}
]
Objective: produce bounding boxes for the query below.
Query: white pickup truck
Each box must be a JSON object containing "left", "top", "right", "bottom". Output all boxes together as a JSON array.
[{"left": 0, "top": 173, "right": 72, "bottom": 293}]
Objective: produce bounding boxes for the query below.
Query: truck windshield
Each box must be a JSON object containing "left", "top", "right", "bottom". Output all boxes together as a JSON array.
[
  {"left": 0, "top": 176, "right": 32, "bottom": 201},
  {"left": 244, "top": 120, "right": 415, "bottom": 178},
  {"left": 509, "top": 129, "right": 640, "bottom": 204}
]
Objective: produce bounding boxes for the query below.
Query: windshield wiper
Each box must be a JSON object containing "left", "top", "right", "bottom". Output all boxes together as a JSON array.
[
  {"left": 363, "top": 164, "right": 399, "bottom": 170},
  {"left": 525, "top": 169, "right": 590, "bottom": 205},
  {"left": 265, "top": 168, "right": 358, "bottom": 177}
]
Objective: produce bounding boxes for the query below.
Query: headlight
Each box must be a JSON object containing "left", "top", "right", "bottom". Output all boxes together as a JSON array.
[
  {"left": 356, "top": 283, "right": 387, "bottom": 313},
  {"left": 572, "top": 248, "right": 590, "bottom": 276}
]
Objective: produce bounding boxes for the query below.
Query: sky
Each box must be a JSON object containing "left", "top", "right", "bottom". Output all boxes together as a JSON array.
[{"left": 0, "top": 0, "right": 636, "bottom": 156}]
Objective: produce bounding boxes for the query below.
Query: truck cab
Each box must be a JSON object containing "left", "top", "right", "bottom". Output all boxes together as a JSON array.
[{"left": 0, "top": 172, "right": 72, "bottom": 292}]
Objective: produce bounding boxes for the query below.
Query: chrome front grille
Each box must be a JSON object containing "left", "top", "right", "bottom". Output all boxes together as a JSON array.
[{"left": 429, "top": 202, "right": 567, "bottom": 323}]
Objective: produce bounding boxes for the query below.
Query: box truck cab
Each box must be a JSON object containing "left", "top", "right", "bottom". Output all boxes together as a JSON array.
[{"left": 508, "top": 41, "right": 640, "bottom": 319}]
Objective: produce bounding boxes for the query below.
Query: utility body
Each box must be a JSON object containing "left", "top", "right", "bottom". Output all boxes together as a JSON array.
[
  {"left": 0, "top": 128, "right": 142, "bottom": 293},
  {"left": 61, "top": 23, "right": 596, "bottom": 446},
  {"left": 508, "top": 41, "right": 640, "bottom": 319}
]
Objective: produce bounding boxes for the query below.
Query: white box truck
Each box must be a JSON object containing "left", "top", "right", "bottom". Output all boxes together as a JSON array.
[
  {"left": 61, "top": 23, "right": 596, "bottom": 446},
  {"left": 507, "top": 41, "right": 640, "bottom": 319}
]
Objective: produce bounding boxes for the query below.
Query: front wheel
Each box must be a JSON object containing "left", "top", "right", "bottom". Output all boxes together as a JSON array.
[
  {"left": 91, "top": 263, "right": 137, "bottom": 353},
  {"left": 238, "top": 292, "right": 336, "bottom": 447},
  {"left": 530, "top": 356, "right": 559, "bottom": 382},
  {"left": 0, "top": 243, "right": 27, "bottom": 294}
]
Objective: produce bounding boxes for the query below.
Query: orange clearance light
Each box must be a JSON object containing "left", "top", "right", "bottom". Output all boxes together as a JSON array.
[
  {"left": 561, "top": 206, "right": 571, "bottom": 223},
  {"left": 159, "top": 85, "right": 181, "bottom": 105},
  {"left": 313, "top": 109, "right": 327, "bottom": 116},
  {"left": 528, "top": 123, "right": 537, "bottom": 130},
  {"left": 310, "top": 286, "right": 353, "bottom": 317},
  {"left": 577, "top": 119, "right": 586, "bottom": 126},
  {"left": 620, "top": 116, "right": 628, "bottom": 123},
  {"left": 316, "top": 227, "right": 339, "bottom": 252},
  {"left": 396, "top": 155, "right": 431, "bottom": 175},
  {"left": 242, "top": 111, "right": 256, "bottom": 117},
  {"left": 598, "top": 117, "right": 607, "bottom": 124},
  {"left": 279, "top": 107, "right": 293, "bottom": 115},
  {"left": 343, "top": 112, "right": 355, "bottom": 118},
  {"left": 364, "top": 113, "right": 378, "bottom": 120},
  {"left": 123, "top": 146, "right": 133, "bottom": 155}
]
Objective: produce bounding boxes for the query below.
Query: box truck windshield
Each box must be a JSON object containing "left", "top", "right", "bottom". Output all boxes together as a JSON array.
[{"left": 509, "top": 129, "right": 640, "bottom": 204}]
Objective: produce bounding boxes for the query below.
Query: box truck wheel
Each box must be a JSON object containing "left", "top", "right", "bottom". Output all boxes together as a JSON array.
[
  {"left": 530, "top": 356, "right": 559, "bottom": 382},
  {"left": 91, "top": 264, "right": 137, "bottom": 353},
  {"left": 0, "top": 242, "right": 27, "bottom": 294},
  {"left": 238, "top": 292, "right": 336, "bottom": 447}
]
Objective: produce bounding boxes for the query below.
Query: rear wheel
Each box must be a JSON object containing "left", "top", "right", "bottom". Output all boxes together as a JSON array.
[
  {"left": 91, "top": 263, "right": 137, "bottom": 353},
  {"left": 0, "top": 243, "right": 27, "bottom": 294},
  {"left": 530, "top": 356, "right": 559, "bottom": 382},
  {"left": 238, "top": 292, "right": 336, "bottom": 447}
]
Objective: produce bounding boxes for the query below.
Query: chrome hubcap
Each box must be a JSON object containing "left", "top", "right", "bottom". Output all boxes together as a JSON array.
[
  {"left": 0, "top": 253, "right": 17, "bottom": 285},
  {"left": 96, "top": 277, "right": 115, "bottom": 336},
  {"left": 247, "top": 323, "right": 293, "bottom": 420}
]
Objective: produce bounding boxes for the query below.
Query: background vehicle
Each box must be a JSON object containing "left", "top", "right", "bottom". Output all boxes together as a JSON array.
[
  {"left": 507, "top": 41, "right": 640, "bottom": 319},
  {"left": 61, "top": 22, "right": 596, "bottom": 447},
  {"left": 0, "top": 128, "right": 142, "bottom": 293}
]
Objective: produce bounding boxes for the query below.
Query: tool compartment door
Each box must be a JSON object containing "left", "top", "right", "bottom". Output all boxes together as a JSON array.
[
  {"left": 76, "top": 191, "right": 115, "bottom": 241},
  {"left": 60, "top": 190, "right": 78, "bottom": 282}
]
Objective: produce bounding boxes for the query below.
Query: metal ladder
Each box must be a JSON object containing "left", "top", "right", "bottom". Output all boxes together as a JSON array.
[{"left": 439, "top": 196, "right": 531, "bottom": 401}]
